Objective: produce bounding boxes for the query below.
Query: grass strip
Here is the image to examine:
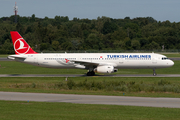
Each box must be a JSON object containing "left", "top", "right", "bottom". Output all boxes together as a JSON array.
[
  {"left": 0, "top": 100, "right": 180, "bottom": 120},
  {"left": 0, "top": 77, "right": 180, "bottom": 98}
]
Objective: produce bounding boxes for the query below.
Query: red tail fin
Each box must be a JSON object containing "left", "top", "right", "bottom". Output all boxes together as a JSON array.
[{"left": 10, "top": 31, "right": 37, "bottom": 54}]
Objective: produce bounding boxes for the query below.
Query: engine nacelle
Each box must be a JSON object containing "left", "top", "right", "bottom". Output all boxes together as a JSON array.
[{"left": 94, "top": 66, "right": 118, "bottom": 74}]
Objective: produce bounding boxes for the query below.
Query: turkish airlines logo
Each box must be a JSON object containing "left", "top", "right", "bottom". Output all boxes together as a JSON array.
[
  {"left": 14, "top": 38, "right": 30, "bottom": 54},
  {"left": 65, "top": 58, "right": 70, "bottom": 63}
]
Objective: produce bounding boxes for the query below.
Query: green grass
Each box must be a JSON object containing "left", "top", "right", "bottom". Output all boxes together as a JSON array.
[
  {"left": 0, "top": 61, "right": 179, "bottom": 74},
  {"left": 0, "top": 100, "right": 180, "bottom": 120},
  {"left": 162, "top": 53, "right": 180, "bottom": 57},
  {"left": 1, "top": 77, "right": 180, "bottom": 98},
  {"left": 0, "top": 55, "right": 8, "bottom": 57}
]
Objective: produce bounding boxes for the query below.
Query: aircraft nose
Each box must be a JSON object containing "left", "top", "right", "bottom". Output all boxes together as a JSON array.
[{"left": 169, "top": 60, "right": 174, "bottom": 66}]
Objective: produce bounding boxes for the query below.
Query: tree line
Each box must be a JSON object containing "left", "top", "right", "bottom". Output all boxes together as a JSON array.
[{"left": 0, "top": 14, "right": 180, "bottom": 54}]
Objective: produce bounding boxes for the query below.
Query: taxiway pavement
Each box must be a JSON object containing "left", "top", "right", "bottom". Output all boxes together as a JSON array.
[{"left": 0, "top": 92, "right": 180, "bottom": 108}]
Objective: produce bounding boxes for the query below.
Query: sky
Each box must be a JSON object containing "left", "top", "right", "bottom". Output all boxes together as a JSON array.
[{"left": 1, "top": 0, "right": 180, "bottom": 22}]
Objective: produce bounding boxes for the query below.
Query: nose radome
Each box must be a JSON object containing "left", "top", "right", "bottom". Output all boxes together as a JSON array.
[{"left": 169, "top": 60, "right": 174, "bottom": 66}]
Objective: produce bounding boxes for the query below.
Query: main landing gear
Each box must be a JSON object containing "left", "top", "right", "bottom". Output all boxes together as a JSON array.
[
  {"left": 153, "top": 69, "right": 157, "bottom": 76},
  {"left": 87, "top": 70, "right": 95, "bottom": 76}
]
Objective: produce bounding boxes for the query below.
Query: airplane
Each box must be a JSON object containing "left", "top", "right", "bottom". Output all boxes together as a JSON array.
[{"left": 8, "top": 31, "right": 174, "bottom": 76}]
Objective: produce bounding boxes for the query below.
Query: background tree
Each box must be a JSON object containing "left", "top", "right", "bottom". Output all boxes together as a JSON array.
[
  {"left": 131, "top": 40, "right": 140, "bottom": 50},
  {"left": 1, "top": 15, "right": 180, "bottom": 54}
]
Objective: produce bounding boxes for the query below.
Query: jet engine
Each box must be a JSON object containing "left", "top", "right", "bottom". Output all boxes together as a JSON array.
[{"left": 94, "top": 66, "right": 118, "bottom": 73}]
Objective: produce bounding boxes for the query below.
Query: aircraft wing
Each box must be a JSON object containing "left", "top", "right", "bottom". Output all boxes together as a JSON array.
[
  {"left": 74, "top": 60, "right": 99, "bottom": 67},
  {"left": 71, "top": 60, "right": 116, "bottom": 69}
]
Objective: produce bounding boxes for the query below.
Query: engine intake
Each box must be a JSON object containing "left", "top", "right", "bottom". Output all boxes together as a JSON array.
[{"left": 94, "top": 66, "right": 118, "bottom": 73}]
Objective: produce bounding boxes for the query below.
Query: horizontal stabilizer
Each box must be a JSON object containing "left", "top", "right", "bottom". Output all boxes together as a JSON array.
[{"left": 8, "top": 55, "right": 26, "bottom": 61}]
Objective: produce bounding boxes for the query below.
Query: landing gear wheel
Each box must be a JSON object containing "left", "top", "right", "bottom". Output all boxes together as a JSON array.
[
  {"left": 87, "top": 72, "right": 91, "bottom": 76},
  {"left": 91, "top": 71, "right": 95, "bottom": 76},
  {"left": 87, "top": 71, "right": 95, "bottom": 76},
  {"left": 153, "top": 69, "right": 157, "bottom": 76},
  {"left": 153, "top": 73, "right": 157, "bottom": 76}
]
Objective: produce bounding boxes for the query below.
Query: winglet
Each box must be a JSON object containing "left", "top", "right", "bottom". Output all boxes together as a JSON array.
[{"left": 10, "top": 31, "right": 37, "bottom": 54}]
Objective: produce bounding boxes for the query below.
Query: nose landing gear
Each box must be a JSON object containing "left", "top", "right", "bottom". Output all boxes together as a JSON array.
[{"left": 153, "top": 69, "right": 157, "bottom": 76}]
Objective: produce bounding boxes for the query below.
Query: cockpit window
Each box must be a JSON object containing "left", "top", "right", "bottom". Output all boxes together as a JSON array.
[{"left": 162, "top": 57, "right": 169, "bottom": 60}]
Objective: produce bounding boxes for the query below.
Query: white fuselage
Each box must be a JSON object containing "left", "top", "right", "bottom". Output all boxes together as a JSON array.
[{"left": 9, "top": 53, "right": 174, "bottom": 70}]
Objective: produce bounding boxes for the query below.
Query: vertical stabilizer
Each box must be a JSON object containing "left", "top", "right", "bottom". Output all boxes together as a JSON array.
[{"left": 10, "top": 31, "right": 37, "bottom": 54}]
